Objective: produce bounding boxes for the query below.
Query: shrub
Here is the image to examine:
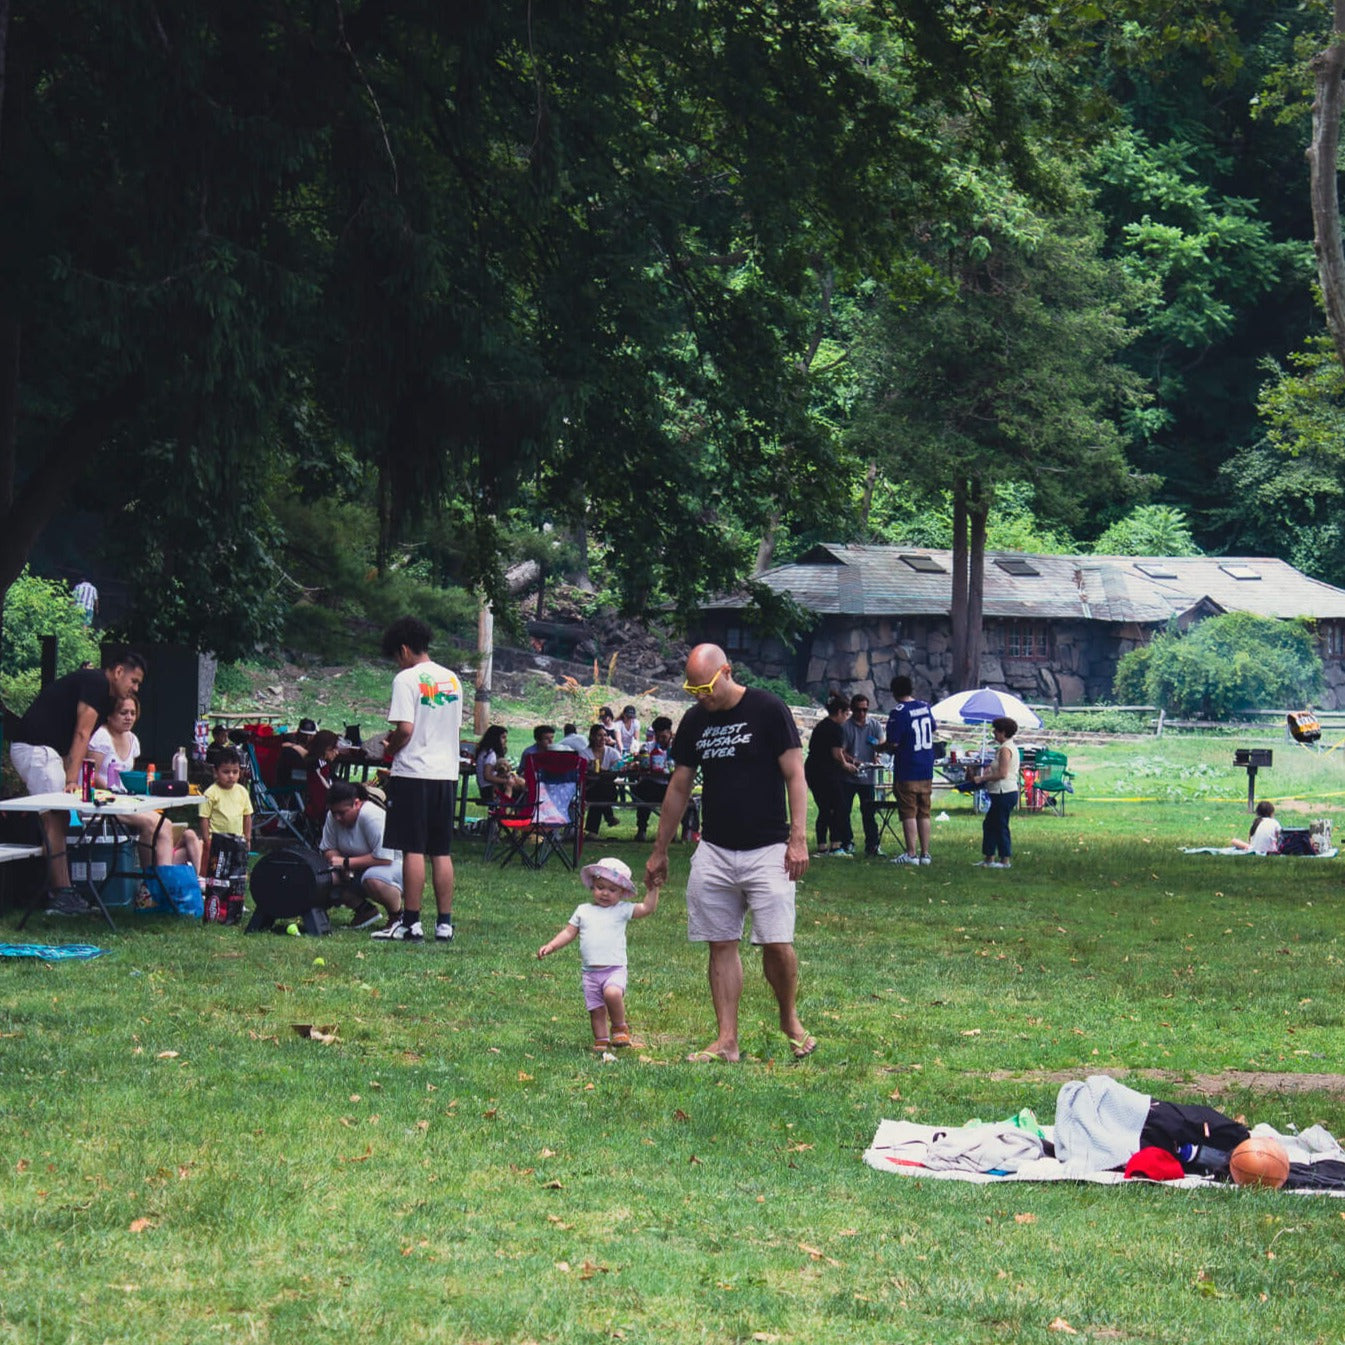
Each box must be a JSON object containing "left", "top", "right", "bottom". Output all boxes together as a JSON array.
[
  {"left": 1112, "top": 613, "right": 1323, "bottom": 719},
  {"left": 1, "top": 568, "right": 104, "bottom": 712},
  {"left": 734, "top": 665, "right": 810, "bottom": 706}
]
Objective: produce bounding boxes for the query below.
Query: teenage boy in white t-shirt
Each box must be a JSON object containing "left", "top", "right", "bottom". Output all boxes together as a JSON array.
[{"left": 372, "top": 617, "right": 462, "bottom": 944}]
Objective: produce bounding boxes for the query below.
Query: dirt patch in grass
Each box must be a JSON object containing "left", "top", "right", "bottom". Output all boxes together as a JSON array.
[{"left": 986, "top": 1068, "right": 1345, "bottom": 1096}]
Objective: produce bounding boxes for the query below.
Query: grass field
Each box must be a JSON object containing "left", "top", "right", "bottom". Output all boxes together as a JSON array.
[{"left": 3, "top": 735, "right": 1345, "bottom": 1343}]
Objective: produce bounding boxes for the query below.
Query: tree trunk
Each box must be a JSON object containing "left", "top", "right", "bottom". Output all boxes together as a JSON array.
[
  {"left": 967, "top": 483, "right": 989, "bottom": 686},
  {"left": 535, "top": 561, "right": 547, "bottom": 619},
  {"left": 949, "top": 479, "right": 969, "bottom": 688},
  {"left": 0, "top": 375, "right": 143, "bottom": 597},
  {"left": 753, "top": 507, "right": 781, "bottom": 576},
  {"left": 858, "top": 459, "right": 878, "bottom": 534},
  {"left": 474, "top": 599, "right": 493, "bottom": 737},
  {"left": 1309, "top": 3, "right": 1345, "bottom": 370}
]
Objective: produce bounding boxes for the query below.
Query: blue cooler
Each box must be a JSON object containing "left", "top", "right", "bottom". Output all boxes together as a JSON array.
[{"left": 69, "top": 837, "right": 141, "bottom": 907}]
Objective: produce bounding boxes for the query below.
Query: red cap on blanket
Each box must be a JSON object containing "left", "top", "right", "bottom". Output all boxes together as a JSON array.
[{"left": 1124, "top": 1147, "right": 1184, "bottom": 1182}]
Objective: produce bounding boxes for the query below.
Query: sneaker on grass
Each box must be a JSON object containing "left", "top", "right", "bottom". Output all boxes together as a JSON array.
[
  {"left": 46, "top": 888, "right": 94, "bottom": 917},
  {"left": 919, "top": 855, "right": 932, "bottom": 866},
  {"left": 435, "top": 920, "right": 454, "bottom": 943},
  {"left": 348, "top": 900, "right": 381, "bottom": 930},
  {"left": 372, "top": 918, "right": 423, "bottom": 942},
  {"left": 889, "top": 853, "right": 920, "bottom": 866}
]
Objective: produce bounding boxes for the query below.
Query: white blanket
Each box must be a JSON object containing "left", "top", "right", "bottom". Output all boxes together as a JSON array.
[{"left": 862, "top": 1119, "right": 1345, "bottom": 1194}]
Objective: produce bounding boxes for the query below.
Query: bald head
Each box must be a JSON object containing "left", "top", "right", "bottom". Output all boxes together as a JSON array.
[{"left": 685, "top": 643, "right": 728, "bottom": 686}]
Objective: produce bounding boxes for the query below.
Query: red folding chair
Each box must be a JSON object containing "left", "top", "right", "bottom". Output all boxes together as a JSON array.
[{"left": 483, "top": 751, "right": 587, "bottom": 869}]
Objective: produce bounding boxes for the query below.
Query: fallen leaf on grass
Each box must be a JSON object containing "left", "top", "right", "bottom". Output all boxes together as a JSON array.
[
  {"left": 888, "top": 1087, "right": 902, "bottom": 1101},
  {"left": 555, "top": 1261, "right": 571, "bottom": 1273},
  {"left": 960, "top": 1029, "right": 981, "bottom": 1037},
  {"left": 340, "top": 1145, "right": 373, "bottom": 1164},
  {"left": 798, "top": 1241, "right": 841, "bottom": 1267},
  {"left": 673, "top": 1109, "right": 690, "bottom": 1122},
  {"left": 1014, "top": 1213, "right": 1036, "bottom": 1225},
  {"left": 155, "top": 1051, "right": 179, "bottom": 1059},
  {"left": 785, "top": 1142, "right": 813, "bottom": 1152},
  {"left": 753, "top": 1335, "right": 781, "bottom": 1343},
  {"left": 16, "top": 1159, "right": 29, "bottom": 1173},
  {"left": 540, "top": 1147, "right": 558, "bottom": 1158},
  {"left": 128, "top": 1218, "right": 155, "bottom": 1233},
  {"left": 577, "top": 1259, "right": 610, "bottom": 1279},
  {"left": 546, "top": 1214, "right": 572, "bottom": 1230},
  {"left": 542, "top": 1179, "right": 564, "bottom": 1189},
  {"left": 518, "top": 1071, "right": 534, "bottom": 1082},
  {"left": 1047, "top": 1319, "right": 1078, "bottom": 1335},
  {"left": 291, "top": 1024, "right": 340, "bottom": 1044}
]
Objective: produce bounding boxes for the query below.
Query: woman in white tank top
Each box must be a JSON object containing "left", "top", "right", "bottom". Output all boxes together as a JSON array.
[{"left": 970, "top": 717, "right": 1020, "bottom": 869}]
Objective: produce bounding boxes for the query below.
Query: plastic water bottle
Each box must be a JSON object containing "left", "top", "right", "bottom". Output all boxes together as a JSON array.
[
  {"left": 106, "top": 758, "right": 122, "bottom": 792},
  {"left": 173, "top": 746, "right": 188, "bottom": 783}
]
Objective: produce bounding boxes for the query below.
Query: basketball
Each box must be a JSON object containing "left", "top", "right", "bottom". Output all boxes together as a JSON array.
[{"left": 1229, "top": 1136, "right": 1290, "bottom": 1189}]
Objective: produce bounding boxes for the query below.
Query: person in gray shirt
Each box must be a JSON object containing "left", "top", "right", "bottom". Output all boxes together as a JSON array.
[{"left": 841, "top": 693, "right": 883, "bottom": 857}]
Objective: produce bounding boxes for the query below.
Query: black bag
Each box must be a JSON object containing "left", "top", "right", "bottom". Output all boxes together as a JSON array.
[
  {"left": 244, "top": 847, "right": 335, "bottom": 934},
  {"left": 1279, "top": 828, "right": 1314, "bottom": 856}
]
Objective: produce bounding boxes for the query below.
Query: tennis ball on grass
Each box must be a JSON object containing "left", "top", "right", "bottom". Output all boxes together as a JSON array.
[{"left": 286, "top": 922, "right": 300, "bottom": 937}]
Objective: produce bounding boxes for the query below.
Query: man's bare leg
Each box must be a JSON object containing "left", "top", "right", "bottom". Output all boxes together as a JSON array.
[
  {"left": 696, "top": 939, "right": 743, "bottom": 1061},
  {"left": 762, "top": 942, "right": 811, "bottom": 1051},
  {"left": 430, "top": 855, "right": 454, "bottom": 920}
]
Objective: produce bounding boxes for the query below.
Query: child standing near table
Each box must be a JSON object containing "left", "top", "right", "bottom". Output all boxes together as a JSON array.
[
  {"left": 537, "top": 856, "right": 660, "bottom": 1052},
  {"left": 200, "top": 747, "right": 253, "bottom": 923}
]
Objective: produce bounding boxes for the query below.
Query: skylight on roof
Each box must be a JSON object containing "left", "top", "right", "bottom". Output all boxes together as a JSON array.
[
  {"left": 900, "top": 554, "right": 947, "bottom": 574},
  {"left": 1134, "top": 562, "right": 1178, "bottom": 580},
  {"left": 1219, "top": 564, "right": 1262, "bottom": 581},
  {"left": 994, "top": 557, "right": 1040, "bottom": 577}
]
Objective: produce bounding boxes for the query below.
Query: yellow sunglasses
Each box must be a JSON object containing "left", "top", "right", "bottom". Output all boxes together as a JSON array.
[{"left": 682, "top": 666, "right": 727, "bottom": 697}]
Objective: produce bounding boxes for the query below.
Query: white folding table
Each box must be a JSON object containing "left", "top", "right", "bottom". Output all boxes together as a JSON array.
[{"left": 0, "top": 792, "right": 202, "bottom": 931}]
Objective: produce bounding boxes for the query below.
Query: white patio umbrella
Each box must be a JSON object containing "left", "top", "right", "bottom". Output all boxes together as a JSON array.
[{"left": 929, "top": 687, "right": 1042, "bottom": 729}]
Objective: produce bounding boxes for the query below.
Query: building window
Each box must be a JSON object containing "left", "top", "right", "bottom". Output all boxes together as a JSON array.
[
  {"left": 1322, "top": 623, "right": 1345, "bottom": 659},
  {"left": 724, "top": 626, "right": 746, "bottom": 653},
  {"left": 999, "top": 621, "right": 1050, "bottom": 660}
]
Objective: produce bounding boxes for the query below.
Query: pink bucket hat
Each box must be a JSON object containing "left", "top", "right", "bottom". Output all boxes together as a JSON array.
[{"left": 581, "top": 856, "right": 635, "bottom": 895}]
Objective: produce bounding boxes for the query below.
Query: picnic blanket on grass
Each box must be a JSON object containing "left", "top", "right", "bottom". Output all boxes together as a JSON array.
[
  {"left": 1180, "top": 847, "right": 1337, "bottom": 858},
  {"left": 863, "top": 1119, "right": 1345, "bottom": 1194},
  {"left": 0, "top": 943, "right": 110, "bottom": 960}
]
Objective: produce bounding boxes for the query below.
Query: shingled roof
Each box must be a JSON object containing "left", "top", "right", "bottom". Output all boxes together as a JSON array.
[{"left": 706, "top": 545, "right": 1345, "bottom": 623}]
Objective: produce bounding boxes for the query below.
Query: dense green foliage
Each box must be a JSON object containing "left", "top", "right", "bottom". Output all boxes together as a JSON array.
[
  {"left": 1092, "top": 504, "right": 1202, "bottom": 555},
  {"left": 0, "top": 568, "right": 102, "bottom": 711},
  {"left": 3, "top": 1, "right": 1344, "bottom": 657},
  {"left": 1113, "top": 611, "right": 1323, "bottom": 715}
]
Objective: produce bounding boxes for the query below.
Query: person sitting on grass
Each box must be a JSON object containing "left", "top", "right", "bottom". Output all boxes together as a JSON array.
[
  {"left": 321, "top": 782, "right": 404, "bottom": 930},
  {"left": 1230, "top": 800, "right": 1282, "bottom": 855},
  {"left": 537, "top": 855, "right": 660, "bottom": 1054},
  {"left": 200, "top": 747, "right": 253, "bottom": 924}
]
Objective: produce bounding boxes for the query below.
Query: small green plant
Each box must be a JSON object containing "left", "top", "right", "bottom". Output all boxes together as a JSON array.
[
  {"left": 0, "top": 568, "right": 104, "bottom": 712},
  {"left": 735, "top": 664, "right": 810, "bottom": 706}
]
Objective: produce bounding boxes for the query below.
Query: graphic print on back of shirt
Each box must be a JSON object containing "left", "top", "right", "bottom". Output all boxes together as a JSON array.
[{"left": 417, "top": 674, "right": 460, "bottom": 708}]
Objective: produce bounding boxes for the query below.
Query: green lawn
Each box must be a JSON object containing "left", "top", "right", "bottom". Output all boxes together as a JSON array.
[{"left": 3, "top": 740, "right": 1345, "bottom": 1343}]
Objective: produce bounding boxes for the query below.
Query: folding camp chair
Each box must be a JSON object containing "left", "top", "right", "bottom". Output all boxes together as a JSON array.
[
  {"left": 1032, "top": 749, "right": 1075, "bottom": 816},
  {"left": 241, "top": 737, "right": 310, "bottom": 845},
  {"left": 484, "top": 750, "right": 588, "bottom": 870}
]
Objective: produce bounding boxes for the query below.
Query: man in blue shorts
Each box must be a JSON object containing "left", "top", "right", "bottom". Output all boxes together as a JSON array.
[
  {"left": 373, "top": 617, "right": 461, "bottom": 944},
  {"left": 645, "top": 644, "right": 816, "bottom": 1063},
  {"left": 883, "top": 674, "right": 936, "bottom": 866}
]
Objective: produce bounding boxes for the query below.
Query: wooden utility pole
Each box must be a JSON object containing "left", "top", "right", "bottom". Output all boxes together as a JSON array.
[{"left": 474, "top": 599, "right": 493, "bottom": 736}]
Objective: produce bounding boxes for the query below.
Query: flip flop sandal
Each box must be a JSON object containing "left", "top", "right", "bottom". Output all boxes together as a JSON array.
[
  {"left": 686, "top": 1047, "right": 738, "bottom": 1063},
  {"left": 789, "top": 1035, "right": 818, "bottom": 1059}
]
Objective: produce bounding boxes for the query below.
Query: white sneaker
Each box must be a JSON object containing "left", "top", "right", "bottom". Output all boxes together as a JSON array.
[
  {"left": 890, "top": 853, "right": 920, "bottom": 866},
  {"left": 372, "top": 919, "right": 423, "bottom": 942},
  {"left": 919, "top": 855, "right": 932, "bottom": 866},
  {"left": 435, "top": 920, "right": 454, "bottom": 943},
  {"left": 973, "top": 860, "right": 995, "bottom": 868},
  {"left": 987, "top": 860, "right": 1008, "bottom": 869}
]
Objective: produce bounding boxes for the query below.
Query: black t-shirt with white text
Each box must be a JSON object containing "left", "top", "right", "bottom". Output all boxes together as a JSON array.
[
  {"left": 13, "top": 668, "right": 112, "bottom": 753},
  {"left": 671, "top": 687, "right": 801, "bottom": 851}
]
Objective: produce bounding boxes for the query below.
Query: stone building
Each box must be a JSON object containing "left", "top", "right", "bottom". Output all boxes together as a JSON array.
[{"left": 695, "top": 545, "right": 1345, "bottom": 708}]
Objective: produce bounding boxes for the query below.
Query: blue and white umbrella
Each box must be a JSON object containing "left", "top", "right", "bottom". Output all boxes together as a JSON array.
[{"left": 930, "top": 688, "right": 1042, "bottom": 730}]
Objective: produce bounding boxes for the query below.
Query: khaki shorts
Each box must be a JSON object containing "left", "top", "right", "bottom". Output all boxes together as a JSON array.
[
  {"left": 10, "top": 743, "right": 66, "bottom": 795},
  {"left": 896, "top": 778, "right": 932, "bottom": 822},
  {"left": 686, "top": 841, "right": 796, "bottom": 945}
]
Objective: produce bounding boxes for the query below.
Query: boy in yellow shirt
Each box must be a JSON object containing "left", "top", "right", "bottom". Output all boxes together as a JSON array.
[{"left": 200, "top": 748, "right": 253, "bottom": 923}]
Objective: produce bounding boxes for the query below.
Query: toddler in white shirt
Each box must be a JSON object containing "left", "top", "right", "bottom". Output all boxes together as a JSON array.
[{"left": 538, "top": 856, "right": 660, "bottom": 1052}]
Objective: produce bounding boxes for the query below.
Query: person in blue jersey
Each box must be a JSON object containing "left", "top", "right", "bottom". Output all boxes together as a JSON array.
[{"left": 883, "top": 674, "right": 936, "bottom": 867}]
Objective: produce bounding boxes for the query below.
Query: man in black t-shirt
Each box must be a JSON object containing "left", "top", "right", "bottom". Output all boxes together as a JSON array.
[
  {"left": 646, "top": 644, "right": 816, "bottom": 1063},
  {"left": 10, "top": 649, "right": 147, "bottom": 915}
]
